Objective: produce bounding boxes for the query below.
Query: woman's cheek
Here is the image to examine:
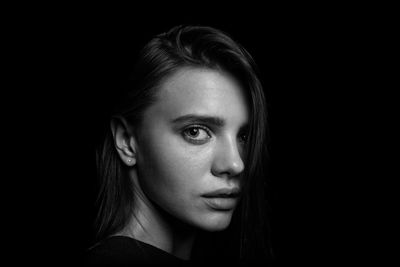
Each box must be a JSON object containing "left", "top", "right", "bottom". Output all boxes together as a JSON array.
[{"left": 139, "top": 135, "right": 211, "bottom": 203}]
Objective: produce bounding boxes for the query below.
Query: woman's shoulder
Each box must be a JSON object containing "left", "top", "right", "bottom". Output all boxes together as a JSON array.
[
  {"left": 85, "top": 236, "right": 145, "bottom": 264},
  {"left": 84, "top": 235, "right": 188, "bottom": 265}
]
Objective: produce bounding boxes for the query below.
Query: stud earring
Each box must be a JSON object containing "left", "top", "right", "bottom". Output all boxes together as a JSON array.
[{"left": 128, "top": 159, "right": 131, "bottom": 162}]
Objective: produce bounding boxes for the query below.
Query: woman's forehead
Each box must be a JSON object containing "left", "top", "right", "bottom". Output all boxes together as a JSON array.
[{"left": 149, "top": 67, "right": 249, "bottom": 125}]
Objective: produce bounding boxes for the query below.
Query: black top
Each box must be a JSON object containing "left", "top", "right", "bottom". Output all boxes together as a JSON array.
[{"left": 85, "top": 236, "right": 190, "bottom": 265}]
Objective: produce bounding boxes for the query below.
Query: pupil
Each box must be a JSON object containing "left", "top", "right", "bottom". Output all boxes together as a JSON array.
[{"left": 190, "top": 128, "right": 198, "bottom": 136}]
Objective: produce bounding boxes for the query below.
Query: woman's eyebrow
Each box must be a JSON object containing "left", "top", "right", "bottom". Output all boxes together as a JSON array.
[{"left": 171, "top": 114, "right": 225, "bottom": 127}]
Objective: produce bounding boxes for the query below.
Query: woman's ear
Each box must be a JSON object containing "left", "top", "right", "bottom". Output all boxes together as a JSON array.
[{"left": 110, "top": 116, "right": 137, "bottom": 166}]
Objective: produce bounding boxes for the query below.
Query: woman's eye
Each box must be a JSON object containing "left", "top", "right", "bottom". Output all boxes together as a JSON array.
[
  {"left": 238, "top": 132, "right": 248, "bottom": 144},
  {"left": 182, "top": 126, "right": 211, "bottom": 144}
]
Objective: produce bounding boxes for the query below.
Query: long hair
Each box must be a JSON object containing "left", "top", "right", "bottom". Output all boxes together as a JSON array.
[{"left": 95, "top": 25, "right": 272, "bottom": 262}]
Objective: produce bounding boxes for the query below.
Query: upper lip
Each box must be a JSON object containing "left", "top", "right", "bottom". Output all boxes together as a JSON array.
[{"left": 201, "top": 188, "right": 241, "bottom": 198}]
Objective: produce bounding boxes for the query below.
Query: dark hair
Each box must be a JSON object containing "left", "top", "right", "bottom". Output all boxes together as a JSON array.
[{"left": 95, "top": 25, "right": 271, "bottom": 262}]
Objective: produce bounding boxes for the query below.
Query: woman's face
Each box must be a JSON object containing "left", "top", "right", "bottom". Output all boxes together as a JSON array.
[{"left": 135, "top": 67, "right": 249, "bottom": 231}]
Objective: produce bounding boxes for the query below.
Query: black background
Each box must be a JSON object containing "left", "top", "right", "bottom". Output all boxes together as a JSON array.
[{"left": 5, "top": 4, "right": 387, "bottom": 265}]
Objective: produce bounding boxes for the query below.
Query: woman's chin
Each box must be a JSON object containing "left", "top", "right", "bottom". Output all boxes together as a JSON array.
[{"left": 196, "top": 210, "right": 234, "bottom": 232}]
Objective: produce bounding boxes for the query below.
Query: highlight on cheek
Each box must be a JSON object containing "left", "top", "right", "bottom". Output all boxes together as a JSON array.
[{"left": 181, "top": 125, "right": 212, "bottom": 144}]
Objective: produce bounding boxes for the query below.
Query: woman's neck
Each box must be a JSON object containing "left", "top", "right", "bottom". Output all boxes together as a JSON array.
[{"left": 116, "top": 180, "right": 197, "bottom": 260}]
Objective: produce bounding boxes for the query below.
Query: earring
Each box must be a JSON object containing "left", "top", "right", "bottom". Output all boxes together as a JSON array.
[{"left": 128, "top": 159, "right": 131, "bottom": 163}]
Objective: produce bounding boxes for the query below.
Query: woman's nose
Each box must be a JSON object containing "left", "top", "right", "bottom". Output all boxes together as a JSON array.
[{"left": 211, "top": 136, "right": 245, "bottom": 178}]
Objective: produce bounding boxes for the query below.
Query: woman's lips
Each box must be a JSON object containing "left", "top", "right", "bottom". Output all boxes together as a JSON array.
[
  {"left": 201, "top": 187, "right": 241, "bottom": 198},
  {"left": 203, "top": 197, "right": 238, "bottom": 211},
  {"left": 201, "top": 188, "right": 241, "bottom": 211}
]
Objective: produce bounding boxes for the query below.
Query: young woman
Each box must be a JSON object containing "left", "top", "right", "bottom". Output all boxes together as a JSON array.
[{"left": 86, "top": 25, "right": 272, "bottom": 264}]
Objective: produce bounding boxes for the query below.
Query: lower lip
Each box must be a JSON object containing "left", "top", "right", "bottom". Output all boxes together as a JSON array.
[{"left": 203, "top": 197, "right": 238, "bottom": 211}]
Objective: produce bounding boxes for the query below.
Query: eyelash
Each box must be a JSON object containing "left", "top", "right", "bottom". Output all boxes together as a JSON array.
[
  {"left": 182, "top": 125, "right": 212, "bottom": 144},
  {"left": 181, "top": 125, "right": 249, "bottom": 146}
]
